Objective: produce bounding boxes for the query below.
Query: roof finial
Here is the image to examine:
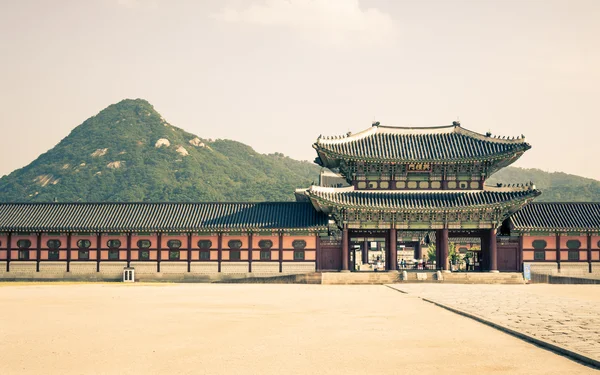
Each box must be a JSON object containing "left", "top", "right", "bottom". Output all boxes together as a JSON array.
[
  {"left": 452, "top": 120, "right": 460, "bottom": 126},
  {"left": 372, "top": 121, "right": 380, "bottom": 127}
]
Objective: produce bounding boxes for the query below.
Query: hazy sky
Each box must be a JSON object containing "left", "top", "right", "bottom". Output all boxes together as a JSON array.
[{"left": 1, "top": 0, "right": 599, "bottom": 179}]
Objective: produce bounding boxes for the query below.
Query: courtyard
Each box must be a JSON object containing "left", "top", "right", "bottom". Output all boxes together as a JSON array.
[{"left": 0, "top": 283, "right": 597, "bottom": 374}]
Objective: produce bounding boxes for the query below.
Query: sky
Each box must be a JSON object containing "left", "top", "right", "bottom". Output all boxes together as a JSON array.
[{"left": 1, "top": 0, "right": 599, "bottom": 179}]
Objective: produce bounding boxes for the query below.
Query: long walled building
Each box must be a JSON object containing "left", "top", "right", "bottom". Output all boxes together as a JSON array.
[{"left": 1, "top": 122, "right": 599, "bottom": 280}]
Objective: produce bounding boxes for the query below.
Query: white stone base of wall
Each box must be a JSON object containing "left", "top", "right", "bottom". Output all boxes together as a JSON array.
[
  {"left": 0, "top": 261, "right": 7, "bottom": 277},
  {"left": 190, "top": 262, "right": 219, "bottom": 274},
  {"left": 70, "top": 261, "right": 98, "bottom": 275},
  {"left": 527, "top": 262, "right": 559, "bottom": 275},
  {"left": 559, "top": 263, "right": 590, "bottom": 275},
  {"left": 282, "top": 262, "right": 316, "bottom": 274},
  {"left": 99, "top": 262, "right": 128, "bottom": 277},
  {"left": 129, "top": 261, "right": 158, "bottom": 275},
  {"left": 591, "top": 263, "right": 600, "bottom": 276},
  {"left": 7, "top": 261, "right": 37, "bottom": 277},
  {"left": 39, "top": 261, "right": 68, "bottom": 278},
  {"left": 159, "top": 262, "right": 188, "bottom": 274},
  {"left": 221, "top": 262, "right": 249, "bottom": 274},
  {"left": 251, "top": 262, "right": 280, "bottom": 273}
]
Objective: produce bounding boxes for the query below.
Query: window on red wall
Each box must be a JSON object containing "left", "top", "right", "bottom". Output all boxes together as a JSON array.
[
  {"left": 292, "top": 240, "right": 307, "bottom": 249},
  {"left": 18, "top": 250, "right": 29, "bottom": 260},
  {"left": 228, "top": 240, "right": 242, "bottom": 249},
  {"left": 258, "top": 240, "right": 273, "bottom": 249},
  {"left": 17, "top": 240, "right": 31, "bottom": 249},
  {"left": 78, "top": 250, "right": 90, "bottom": 260},
  {"left": 107, "top": 240, "right": 121, "bottom": 249},
  {"left": 137, "top": 240, "right": 151, "bottom": 249},
  {"left": 108, "top": 250, "right": 119, "bottom": 260},
  {"left": 48, "top": 250, "right": 59, "bottom": 260},
  {"left": 198, "top": 240, "right": 212, "bottom": 249},
  {"left": 200, "top": 251, "right": 210, "bottom": 260},
  {"left": 167, "top": 240, "right": 182, "bottom": 249},
  {"left": 47, "top": 240, "right": 61, "bottom": 249},
  {"left": 77, "top": 240, "right": 91, "bottom": 249}
]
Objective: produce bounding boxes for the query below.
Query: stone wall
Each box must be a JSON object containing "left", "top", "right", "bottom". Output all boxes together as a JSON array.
[
  {"left": 99, "top": 262, "right": 128, "bottom": 279},
  {"left": 129, "top": 261, "right": 158, "bottom": 275},
  {"left": 190, "top": 262, "right": 219, "bottom": 274},
  {"left": 221, "top": 262, "right": 249, "bottom": 274},
  {"left": 70, "top": 261, "right": 98, "bottom": 275},
  {"left": 251, "top": 262, "right": 280, "bottom": 274},
  {"left": 282, "top": 262, "right": 316, "bottom": 274},
  {"left": 527, "top": 262, "right": 559, "bottom": 275},
  {"left": 559, "top": 263, "right": 590, "bottom": 276},
  {"left": 0, "top": 260, "right": 316, "bottom": 281},
  {"left": 39, "top": 261, "right": 68, "bottom": 278}
]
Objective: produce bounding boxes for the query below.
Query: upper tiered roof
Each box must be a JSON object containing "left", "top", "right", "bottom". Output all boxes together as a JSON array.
[{"left": 314, "top": 122, "right": 531, "bottom": 167}]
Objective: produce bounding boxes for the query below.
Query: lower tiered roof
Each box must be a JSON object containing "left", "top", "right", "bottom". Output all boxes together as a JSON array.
[
  {"left": 305, "top": 185, "right": 540, "bottom": 212},
  {"left": 0, "top": 202, "right": 328, "bottom": 232}
]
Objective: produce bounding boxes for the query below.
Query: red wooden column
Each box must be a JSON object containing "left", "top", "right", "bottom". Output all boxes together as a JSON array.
[
  {"left": 587, "top": 233, "right": 592, "bottom": 273},
  {"left": 187, "top": 233, "right": 192, "bottom": 273},
  {"left": 126, "top": 233, "right": 132, "bottom": 268},
  {"left": 96, "top": 233, "right": 101, "bottom": 272},
  {"left": 415, "top": 241, "right": 422, "bottom": 260},
  {"left": 315, "top": 233, "right": 320, "bottom": 271},
  {"left": 441, "top": 228, "right": 449, "bottom": 271},
  {"left": 157, "top": 233, "right": 162, "bottom": 273},
  {"left": 36, "top": 232, "right": 41, "bottom": 272},
  {"left": 389, "top": 228, "right": 397, "bottom": 271},
  {"left": 556, "top": 233, "right": 561, "bottom": 271},
  {"left": 66, "top": 233, "right": 71, "bottom": 272},
  {"left": 435, "top": 229, "right": 442, "bottom": 270},
  {"left": 341, "top": 227, "right": 349, "bottom": 271},
  {"left": 6, "top": 232, "right": 11, "bottom": 272},
  {"left": 518, "top": 235, "right": 524, "bottom": 272},
  {"left": 489, "top": 228, "right": 498, "bottom": 272},
  {"left": 248, "top": 233, "right": 253, "bottom": 273},
  {"left": 217, "top": 233, "right": 223, "bottom": 273},
  {"left": 361, "top": 240, "right": 369, "bottom": 265},
  {"left": 278, "top": 232, "right": 283, "bottom": 273}
]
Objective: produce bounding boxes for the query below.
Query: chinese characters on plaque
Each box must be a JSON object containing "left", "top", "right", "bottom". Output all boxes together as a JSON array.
[{"left": 407, "top": 163, "right": 431, "bottom": 172}]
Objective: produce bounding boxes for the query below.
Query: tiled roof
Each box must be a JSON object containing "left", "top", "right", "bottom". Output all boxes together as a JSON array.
[
  {"left": 314, "top": 123, "right": 530, "bottom": 164},
  {"left": 510, "top": 202, "right": 600, "bottom": 232},
  {"left": 306, "top": 185, "right": 540, "bottom": 211},
  {"left": 0, "top": 202, "right": 328, "bottom": 232}
]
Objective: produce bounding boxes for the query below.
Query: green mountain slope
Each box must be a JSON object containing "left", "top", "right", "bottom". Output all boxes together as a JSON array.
[
  {"left": 488, "top": 167, "right": 600, "bottom": 202},
  {"left": 0, "top": 99, "right": 320, "bottom": 202}
]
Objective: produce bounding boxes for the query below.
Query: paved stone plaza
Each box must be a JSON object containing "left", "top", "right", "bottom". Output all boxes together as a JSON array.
[
  {"left": 0, "top": 283, "right": 597, "bottom": 374},
  {"left": 390, "top": 284, "right": 600, "bottom": 367}
]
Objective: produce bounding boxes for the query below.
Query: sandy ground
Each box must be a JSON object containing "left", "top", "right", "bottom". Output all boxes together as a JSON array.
[{"left": 0, "top": 283, "right": 596, "bottom": 375}]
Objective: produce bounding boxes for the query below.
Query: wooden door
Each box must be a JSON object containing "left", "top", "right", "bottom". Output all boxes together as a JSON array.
[
  {"left": 319, "top": 245, "right": 342, "bottom": 271},
  {"left": 498, "top": 244, "right": 518, "bottom": 271}
]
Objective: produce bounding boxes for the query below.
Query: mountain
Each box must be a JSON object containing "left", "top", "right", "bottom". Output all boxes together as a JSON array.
[
  {"left": 488, "top": 167, "right": 600, "bottom": 202},
  {"left": 0, "top": 99, "right": 320, "bottom": 202},
  {"left": 1, "top": 98, "right": 599, "bottom": 203}
]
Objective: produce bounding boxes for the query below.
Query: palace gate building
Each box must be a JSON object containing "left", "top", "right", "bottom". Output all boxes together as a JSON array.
[{"left": 1, "top": 122, "right": 599, "bottom": 280}]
